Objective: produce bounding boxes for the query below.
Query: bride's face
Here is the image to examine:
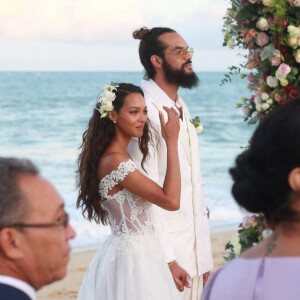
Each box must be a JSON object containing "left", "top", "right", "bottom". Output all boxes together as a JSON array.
[{"left": 114, "top": 93, "right": 148, "bottom": 138}]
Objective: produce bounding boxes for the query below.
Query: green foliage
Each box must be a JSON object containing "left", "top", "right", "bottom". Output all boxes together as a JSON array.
[
  {"left": 224, "top": 214, "right": 270, "bottom": 262},
  {"left": 221, "top": 0, "right": 300, "bottom": 125}
]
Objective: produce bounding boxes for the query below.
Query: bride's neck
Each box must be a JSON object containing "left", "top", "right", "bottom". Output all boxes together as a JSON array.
[{"left": 108, "top": 135, "right": 130, "bottom": 155}]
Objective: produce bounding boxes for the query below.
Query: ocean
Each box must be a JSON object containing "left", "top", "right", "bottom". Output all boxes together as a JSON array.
[{"left": 0, "top": 71, "right": 254, "bottom": 250}]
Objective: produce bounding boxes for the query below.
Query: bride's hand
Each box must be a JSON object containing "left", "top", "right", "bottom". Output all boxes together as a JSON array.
[{"left": 159, "top": 106, "right": 180, "bottom": 144}]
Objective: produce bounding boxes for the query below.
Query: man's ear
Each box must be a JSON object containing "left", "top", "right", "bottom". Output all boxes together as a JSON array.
[
  {"left": 288, "top": 168, "right": 300, "bottom": 192},
  {"left": 150, "top": 55, "right": 163, "bottom": 69},
  {"left": 108, "top": 111, "right": 117, "bottom": 123},
  {"left": 0, "top": 228, "right": 24, "bottom": 259}
]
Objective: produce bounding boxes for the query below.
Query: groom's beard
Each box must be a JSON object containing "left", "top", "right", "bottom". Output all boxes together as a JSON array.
[{"left": 162, "top": 59, "right": 199, "bottom": 89}]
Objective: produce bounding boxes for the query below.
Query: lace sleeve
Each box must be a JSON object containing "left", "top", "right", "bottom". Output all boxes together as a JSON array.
[
  {"left": 99, "top": 159, "right": 138, "bottom": 198},
  {"left": 110, "top": 159, "right": 137, "bottom": 183}
]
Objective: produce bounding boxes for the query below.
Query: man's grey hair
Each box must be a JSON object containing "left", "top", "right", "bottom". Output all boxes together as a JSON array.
[{"left": 0, "top": 157, "right": 39, "bottom": 227}]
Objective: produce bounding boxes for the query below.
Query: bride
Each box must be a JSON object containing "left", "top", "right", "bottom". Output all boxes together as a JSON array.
[{"left": 76, "top": 82, "right": 181, "bottom": 299}]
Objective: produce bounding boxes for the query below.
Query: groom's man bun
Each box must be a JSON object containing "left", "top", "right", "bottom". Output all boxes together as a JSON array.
[
  {"left": 132, "top": 26, "right": 176, "bottom": 80},
  {"left": 132, "top": 27, "right": 150, "bottom": 40}
]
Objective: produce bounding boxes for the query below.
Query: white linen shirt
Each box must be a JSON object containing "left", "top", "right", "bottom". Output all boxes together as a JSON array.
[{"left": 128, "top": 79, "right": 213, "bottom": 277}]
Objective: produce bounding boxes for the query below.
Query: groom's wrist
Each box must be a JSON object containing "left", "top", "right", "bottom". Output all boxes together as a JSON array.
[{"left": 168, "top": 260, "right": 176, "bottom": 267}]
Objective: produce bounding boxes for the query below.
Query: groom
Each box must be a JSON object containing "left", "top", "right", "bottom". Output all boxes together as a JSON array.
[{"left": 129, "top": 27, "right": 213, "bottom": 299}]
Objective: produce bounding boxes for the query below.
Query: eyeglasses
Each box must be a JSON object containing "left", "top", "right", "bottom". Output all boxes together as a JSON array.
[
  {"left": 0, "top": 213, "right": 69, "bottom": 230},
  {"left": 166, "top": 47, "right": 194, "bottom": 58}
]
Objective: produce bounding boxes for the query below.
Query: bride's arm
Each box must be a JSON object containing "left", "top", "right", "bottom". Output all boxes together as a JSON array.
[{"left": 107, "top": 107, "right": 180, "bottom": 211}]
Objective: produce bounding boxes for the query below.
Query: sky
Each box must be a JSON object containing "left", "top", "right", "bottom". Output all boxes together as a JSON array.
[{"left": 0, "top": 0, "right": 243, "bottom": 71}]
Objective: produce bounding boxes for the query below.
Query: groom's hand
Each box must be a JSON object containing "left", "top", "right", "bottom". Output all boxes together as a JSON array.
[
  {"left": 169, "top": 261, "right": 191, "bottom": 292},
  {"left": 203, "top": 271, "right": 210, "bottom": 286}
]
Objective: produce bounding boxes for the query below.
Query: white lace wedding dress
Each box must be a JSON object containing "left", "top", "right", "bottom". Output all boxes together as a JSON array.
[{"left": 77, "top": 159, "right": 180, "bottom": 300}]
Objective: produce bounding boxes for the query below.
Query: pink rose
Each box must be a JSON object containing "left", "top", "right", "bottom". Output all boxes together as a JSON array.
[
  {"left": 247, "top": 74, "right": 255, "bottom": 82},
  {"left": 256, "top": 32, "right": 269, "bottom": 46},
  {"left": 246, "top": 62, "right": 255, "bottom": 69},
  {"left": 277, "top": 63, "right": 291, "bottom": 77},
  {"left": 269, "top": 49, "right": 281, "bottom": 66},
  {"left": 242, "top": 215, "right": 255, "bottom": 228},
  {"left": 242, "top": 107, "right": 250, "bottom": 116},
  {"left": 294, "top": 0, "right": 300, "bottom": 6}
]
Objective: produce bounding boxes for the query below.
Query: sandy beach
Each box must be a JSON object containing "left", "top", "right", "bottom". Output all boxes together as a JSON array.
[{"left": 37, "top": 230, "right": 235, "bottom": 299}]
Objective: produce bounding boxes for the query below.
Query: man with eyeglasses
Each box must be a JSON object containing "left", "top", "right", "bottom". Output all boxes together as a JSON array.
[
  {"left": 129, "top": 27, "right": 213, "bottom": 300},
  {"left": 0, "top": 157, "right": 76, "bottom": 300}
]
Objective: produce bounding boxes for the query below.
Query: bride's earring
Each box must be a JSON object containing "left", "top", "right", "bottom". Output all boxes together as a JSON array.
[{"left": 113, "top": 120, "right": 116, "bottom": 124}]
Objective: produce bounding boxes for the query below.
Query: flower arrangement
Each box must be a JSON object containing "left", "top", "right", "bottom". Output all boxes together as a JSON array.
[
  {"left": 95, "top": 82, "right": 118, "bottom": 118},
  {"left": 224, "top": 214, "right": 272, "bottom": 261},
  {"left": 191, "top": 116, "right": 204, "bottom": 134},
  {"left": 222, "top": 0, "right": 300, "bottom": 124}
]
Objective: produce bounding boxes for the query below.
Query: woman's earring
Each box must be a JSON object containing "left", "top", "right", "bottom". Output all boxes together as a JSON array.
[{"left": 113, "top": 120, "right": 116, "bottom": 124}]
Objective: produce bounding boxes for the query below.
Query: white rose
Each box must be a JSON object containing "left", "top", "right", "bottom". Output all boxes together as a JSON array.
[
  {"left": 227, "top": 24, "right": 234, "bottom": 31},
  {"left": 262, "top": 0, "right": 273, "bottom": 6},
  {"left": 267, "top": 99, "right": 273, "bottom": 104},
  {"left": 261, "top": 92, "right": 269, "bottom": 100},
  {"left": 288, "top": 25, "right": 300, "bottom": 37},
  {"left": 248, "top": 0, "right": 257, "bottom": 3},
  {"left": 266, "top": 76, "right": 278, "bottom": 88},
  {"left": 262, "top": 103, "right": 270, "bottom": 110},
  {"left": 101, "top": 90, "right": 116, "bottom": 101},
  {"left": 252, "top": 111, "right": 258, "bottom": 118},
  {"left": 288, "top": 36, "right": 298, "bottom": 48},
  {"left": 254, "top": 96, "right": 262, "bottom": 105},
  {"left": 294, "top": 49, "right": 300, "bottom": 63},
  {"left": 280, "top": 79, "right": 289, "bottom": 86},
  {"left": 195, "top": 124, "right": 204, "bottom": 134},
  {"left": 101, "top": 102, "right": 114, "bottom": 112},
  {"left": 275, "top": 70, "right": 286, "bottom": 81},
  {"left": 256, "top": 17, "right": 269, "bottom": 31},
  {"left": 222, "top": 30, "right": 227, "bottom": 37},
  {"left": 256, "top": 104, "right": 263, "bottom": 112},
  {"left": 227, "top": 38, "right": 235, "bottom": 48}
]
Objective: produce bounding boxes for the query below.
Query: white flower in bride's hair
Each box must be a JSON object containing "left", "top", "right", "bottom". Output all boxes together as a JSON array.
[{"left": 95, "top": 82, "right": 119, "bottom": 118}]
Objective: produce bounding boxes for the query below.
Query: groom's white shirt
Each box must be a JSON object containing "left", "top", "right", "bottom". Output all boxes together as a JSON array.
[{"left": 128, "top": 79, "right": 213, "bottom": 278}]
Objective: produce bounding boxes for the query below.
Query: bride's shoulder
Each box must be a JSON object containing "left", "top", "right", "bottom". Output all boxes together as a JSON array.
[{"left": 98, "top": 153, "right": 134, "bottom": 180}]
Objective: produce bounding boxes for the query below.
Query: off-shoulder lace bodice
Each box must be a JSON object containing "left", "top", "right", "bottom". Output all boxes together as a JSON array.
[
  {"left": 78, "top": 159, "right": 180, "bottom": 300},
  {"left": 99, "top": 159, "right": 153, "bottom": 236}
]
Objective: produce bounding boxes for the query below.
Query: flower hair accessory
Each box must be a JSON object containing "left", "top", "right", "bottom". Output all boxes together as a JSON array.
[{"left": 95, "top": 82, "right": 119, "bottom": 118}]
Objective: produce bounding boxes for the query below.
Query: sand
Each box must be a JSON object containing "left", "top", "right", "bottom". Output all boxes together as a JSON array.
[{"left": 37, "top": 230, "right": 235, "bottom": 299}]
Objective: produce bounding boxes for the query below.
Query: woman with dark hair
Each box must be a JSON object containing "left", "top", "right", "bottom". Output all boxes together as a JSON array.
[
  {"left": 76, "top": 83, "right": 181, "bottom": 300},
  {"left": 202, "top": 97, "right": 300, "bottom": 300}
]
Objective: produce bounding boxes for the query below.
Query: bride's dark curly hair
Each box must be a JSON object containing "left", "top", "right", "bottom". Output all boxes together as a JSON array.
[{"left": 76, "top": 83, "right": 152, "bottom": 225}]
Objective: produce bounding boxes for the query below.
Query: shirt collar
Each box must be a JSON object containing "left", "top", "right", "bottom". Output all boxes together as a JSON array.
[
  {"left": 0, "top": 275, "right": 36, "bottom": 300},
  {"left": 141, "top": 79, "right": 183, "bottom": 107}
]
